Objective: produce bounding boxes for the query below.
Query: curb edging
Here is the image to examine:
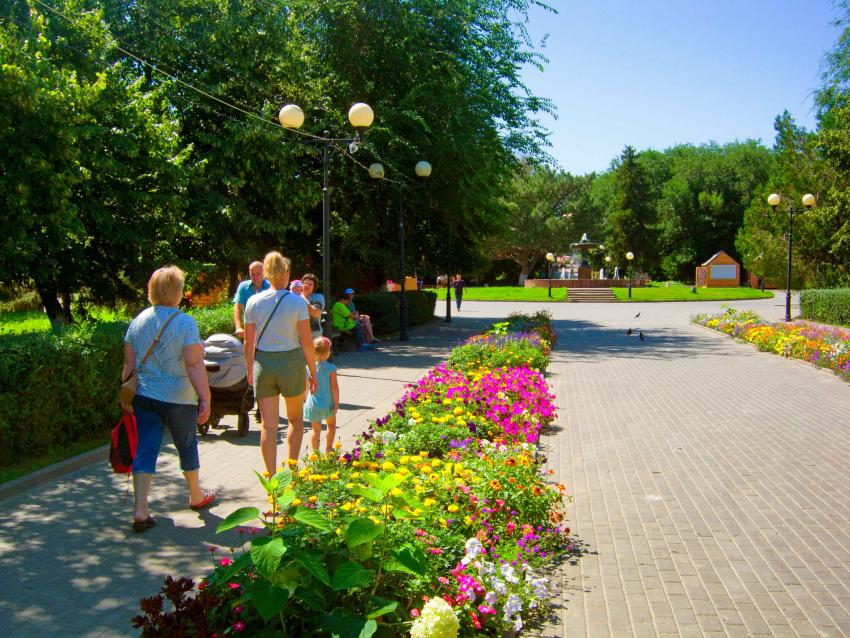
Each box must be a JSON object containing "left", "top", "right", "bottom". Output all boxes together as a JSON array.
[{"left": 0, "top": 444, "right": 110, "bottom": 503}]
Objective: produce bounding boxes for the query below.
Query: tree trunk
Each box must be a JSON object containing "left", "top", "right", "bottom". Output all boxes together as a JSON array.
[
  {"left": 61, "top": 291, "right": 73, "bottom": 325},
  {"left": 518, "top": 255, "right": 539, "bottom": 286},
  {"left": 227, "top": 262, "right": 239, "bottom": 298},
  {"left": 34, "top": 279, "right": 65, "bottom": 330}
]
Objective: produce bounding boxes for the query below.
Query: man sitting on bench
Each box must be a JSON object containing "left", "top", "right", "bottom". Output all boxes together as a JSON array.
[{"left": 332, "top": 290, "right": 373, "bottom": 351}]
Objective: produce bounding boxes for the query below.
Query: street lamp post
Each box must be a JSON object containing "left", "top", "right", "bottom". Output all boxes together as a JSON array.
[
  {"left": 546, "top": 253, "right": 555, "bottom": 298},
  {"left": 445, "top": 230, "right": 452, "bottom": 323},
  {"left": 626, "top": 252, "right": 634, "bottom": 298},
  {"left": 278, "top": 103, "right": 374, "bottom": 342},
  {"left": 369, "top": 161, "right": 431, "bottom": 341},
  {"left": 768, "top": 193, "right": 816, "bottom": 322}
]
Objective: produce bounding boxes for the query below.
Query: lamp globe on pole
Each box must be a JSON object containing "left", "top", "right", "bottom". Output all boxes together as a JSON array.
[
  {"left": 802, "top": 193, "right": 816, "bottom": 208},
  {"left": 626, "top": 252, "right": 635, "bottom": 298},
  {"left": 278, "top": 104, "right": 304, "bottom": 129},
  {"left": 546, "top": 253, "right": 555, "bottom": 298},
  {"left": 368, "top": 163, "right": 385, "bottom": 179},
  {"left": 415, "top": 161, "right": 432, "bottom": 178},
  {"left": 767, "top": 193, "right": 781, "bottom": 208},
  {"left": 348, "top": 103, "right": 374, "bottom": 138}
]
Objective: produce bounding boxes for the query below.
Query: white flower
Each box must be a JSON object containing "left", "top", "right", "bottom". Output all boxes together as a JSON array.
[
  {"left": 478, "top": 561, "right": 495, "bottom": 577},
  {"left": 500, "top": 563, "right": 520, "bottom": 584},
  {"left": 503, "top": 593, "right": 522, "bottom": 619},
  {"left": 485, "top": 591, "right": 498, "bottom": 606},
  {"left": 531, "top": 577, "right": 549, "bottom": 599},
  {"left": 529, "top": 600, "right": 538, "bottom": 610},
  {"left": 461, "top": 537, "right": 484, "bottom": 565},
  {"left": 410, "top": 597, "right": 459, "bottom": 638},
  {"left": 408, "top": 418, "right": 416, "bottom": 426},
  {"left": 490, "top": 577, "right": 507, "bottom": 595},
  {"left": 514, "top": 615, "right": 523, "bottom": 631}
]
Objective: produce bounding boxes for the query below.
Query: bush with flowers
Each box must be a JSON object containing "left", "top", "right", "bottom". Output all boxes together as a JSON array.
[
  {"left": 134, "top": 315, "right": 571, "bottom": 638},
  {"left": 692, "top": 306, "right": 850, "bottom": 381}
]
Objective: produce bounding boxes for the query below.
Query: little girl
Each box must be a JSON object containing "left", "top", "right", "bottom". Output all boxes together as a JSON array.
[{"left": 304, "top": 337, "right": 339, "bottom": 453}]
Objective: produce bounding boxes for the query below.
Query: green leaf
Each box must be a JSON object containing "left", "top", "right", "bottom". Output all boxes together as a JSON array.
[
  {"left": 293, "top": 507, "right": 331, "bottom": 531},
  {"left": 366, "top": 601, "right": 397, "bottom": 619},
  {"left": 383, "top": 560, "right": 417, "bottom": 575},
  {"left": 250, "top": 537, "right": 286, "bottom": 579},
  {"left": 346, "top": 518, "right": 385, "bottom": 548},
  {"left": 389, "top": 545, "right": 427, "bottom": 576},
  {"left": 294, "top": 551, "right": 332, "bottom": 587},
  {"left": 392, "top": 508, "right": 417, "bottom": 519},
  {"left": 332, "top": 561, "right": 375, "bottom": 591},
  {"left": 254, "top": 470, "right": 273, "bottom": 495},
  {"left": 272, "top": 468, "right": 293, "bottom": 492},
  {"left": 295, "top": 586, "right": 327, "bottom": 612},
  {"left": 250, "top": 578, "right": 289, "bottom": 622},
  {"left": 403, "top": 494, "right": 427, "bottom": 510},
  {"left": 277, "top": 490, "right": 296, "bottom": 509},
  {"left": 349, "top": 486, "right": 383, "bottom": 502},
  {"left": 320, "top": 608, "right": 378, "bottom": 638},
  {"left": 216, "top": 507, "right": 260, "bottom": 533}
]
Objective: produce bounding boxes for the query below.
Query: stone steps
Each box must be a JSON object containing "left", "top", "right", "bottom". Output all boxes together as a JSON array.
[{"left": 566, "top": 288, "right": 617, "bottom": 302}]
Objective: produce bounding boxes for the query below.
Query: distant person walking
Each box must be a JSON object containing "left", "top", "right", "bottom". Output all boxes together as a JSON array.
[
  {"left": 244, "top": 252, "right": 318, "bottom": 473},
  {"left": 233, "top": 261, "right": 269, "bottom": 338},
  {"left": 122, "top": 266, "right": 214, "bottom": 533},
  {"left": 453, "top": 274, "right": 465, "bottom": 311},
  {"left": 300, "top": 274, "right": 325, "bottom": 338},
  {"left": 305, "top": 337, "right": 339, "bottom": 453}
]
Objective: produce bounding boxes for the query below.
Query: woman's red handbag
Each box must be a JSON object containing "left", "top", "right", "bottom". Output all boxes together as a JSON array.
[{"left": 110, "top": 409, "right": 138, "bottom": 474}]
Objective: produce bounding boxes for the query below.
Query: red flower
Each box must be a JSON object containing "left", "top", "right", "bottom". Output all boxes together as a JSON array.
[
  {"left": 233, "top": 621, "right": 245, "bottom": 631},
  {"left": 470, "top": 611, "right": 482, "bottom": 629},
  {"left": 218, "top": 558, "right": 233, "bottom": 567},
  {"left": 411, "top": 608, "right": 421, "bottom": 618}
]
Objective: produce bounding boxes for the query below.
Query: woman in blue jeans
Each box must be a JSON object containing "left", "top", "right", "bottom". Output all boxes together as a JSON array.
[{"left": 122, "top": 266, "right": 214, "bottom": 532}]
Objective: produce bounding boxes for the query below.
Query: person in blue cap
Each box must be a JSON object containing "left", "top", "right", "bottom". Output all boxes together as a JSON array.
[
  {"left": 331, "top": 289, "right": 373, "bottom": 350},
  {"left": 343, "top": 288, "right": 377, "bottom": 343}
]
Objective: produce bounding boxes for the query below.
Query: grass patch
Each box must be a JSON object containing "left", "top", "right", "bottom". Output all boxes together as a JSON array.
[
  {"left": 0, "top": 311, "right": 51, "bottom": 334},
  {"left": 611, "top": 285, "right": 774, "bottom": 301},
  {"left": 437, "top": 286, "right": 570, "bottom": 301},
  {"left": 0, "top": 434, "right": 110, "bottom": 485}
]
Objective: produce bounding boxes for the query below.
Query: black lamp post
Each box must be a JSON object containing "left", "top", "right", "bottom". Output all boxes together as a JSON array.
[
  {"left": 445, "top": 230, "right": 452, "bottom": 323},
  {"left": 768, "top": 192, "right": 816, "bottom": 322},
  {"left": 278, "top": 103, "right": 374, "bottom": 342},
  {"left": 369, "top": 161, "right": 432, "bottom": 341},
  {"left": 546, "top": 252, "right": 555, "bottom": 298},
  {"left": 626, "top": 251, "right": 634, "bottom": 298}
]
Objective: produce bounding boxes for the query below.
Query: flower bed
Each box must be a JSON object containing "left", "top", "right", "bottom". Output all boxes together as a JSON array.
[
  {"left": 692, "top": 307, "right": 850, "bottom": 381},
  {"left": 134, "top": 312, "right": 570, "bottom": 638}
]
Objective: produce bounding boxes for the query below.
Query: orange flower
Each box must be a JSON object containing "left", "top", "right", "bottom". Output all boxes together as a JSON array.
[
  {"left": 533, "top": 486, "right": 542, "bottom": 496},
  {"left": 504, "top": 458, "right": 517, "bottom": 467},
  {"left": 507, "top": 477, "right": 515, "bottom": 483},
  {"left": 488, "top": 480, "right": 502, "bottom": 491}
]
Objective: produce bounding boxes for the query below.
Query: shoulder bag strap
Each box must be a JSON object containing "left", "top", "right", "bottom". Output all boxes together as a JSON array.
[
  {"left": 255, "top": 291, "right": 289, "bottom": 355},
  {"left": 140, "top": 310, "right": 181, "bottom": 366}
]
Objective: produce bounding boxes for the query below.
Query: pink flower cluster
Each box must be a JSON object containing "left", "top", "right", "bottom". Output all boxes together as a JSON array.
[{"left": 400, "top": 365, "right": 556, "bottom": 443}]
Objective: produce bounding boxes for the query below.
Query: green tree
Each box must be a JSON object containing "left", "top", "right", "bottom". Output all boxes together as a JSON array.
[
  {"left": 606, "top": 146, "right": 660, "bottom": 275},
  {"left": 0, "top": 3, "right": 191, "bottom": 328}
]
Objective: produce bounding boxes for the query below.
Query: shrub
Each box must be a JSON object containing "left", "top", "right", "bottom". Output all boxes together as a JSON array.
[
  {"left": 345, "top": 290, "right": 437, "bottom": 335},
  {"left": 0, "top": 290, "right": 41, "bottom": 314},
  {"left": 0, "top": 303, "right": 237, "bottom": 467},
  {"left": 800, "top": 288, "right": 850, "bottom": 326}
]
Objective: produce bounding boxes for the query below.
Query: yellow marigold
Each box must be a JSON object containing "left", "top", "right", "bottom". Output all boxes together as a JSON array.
[
  {"left": 382, "top": 461, "right": 396, "bottom": 471},
  {"left": 423, "top": 498, "right": 437, "bottom": 507},
  {"left": 431, "top": 459, "right": 442, "bottom": 467},
  {"left": 400, "top": 456, "right": 410, "bottom": 465},
  {"left": 412, "top": 478, "right": 421, "bottom": 484},
  {"left": 453, "top": 407, "right": 463, "bottom": 415},
  {"left": 457, "top": 419, "right": 467, "bottom": 426},
  {"left": 415, "top": 486, "right": 426, "bottom": 494},
  {"left": 309, "top": 454, "right": 318, "bottom": 461},
  {"left": 380, "top": 504, "right": 393, "bottom": 515},
  {"left": 421, "top": 466, "right": 433, "bottom": 475},
  {"left": 431, "top": 417, "right": 440, "bottom": 423},
  {"left": 329, "top": 473, "right": 339, "bottom": 480},
  {"left": 413, "top": 508, "right": 423, "bottom": 516},
  {"left": 429, "top": 475, "right": 439, "bottom": 483},
  {"left": 412, "top": 412, "right": 421, "bottom": 419},
  {"left": 410, "top": 455, "right": 422, "bottom": 463},
  {"left": 261, "top": 471, "right": 271, "bottom": 478},
  {"left": 357, "top": 507, "right": 368, "bottom": 513},
  {"left": 345, "top": 482, "right": 355, "bottom": 489},
  {"left": 334, "top": 442, "right": 342, "bottom": 449},
  {"left": 399, "top": 468, "right": 410, "bottom": 476},
  {"left": 390, "top": 487, "right": 403, "bottom": 496},
  {"left": 447, "top": 504, "right": 460, "bottom": 513},
  {"left": 416, "top": 418, "right": 424, "bottom": 424},
  {"left": 420, "top": 451, "right": 429, "bottom": 458},
  {"left": 286, "top": 459, "right": 298, "bottom": 466},
  {"left": 439, "top": 518, "right": 448, "bottom": 528},
  {"left": 292, "top": 498, "right": 302, "bottom": 506},
  {"left": 352, "top": 461, "right": 361, "bottom": 468},
  {"left": 442, "top": 399, "right": 452, "bottom": 406},
  {"left": 463, "top": 516, "right": 472, "bottom": 525},
  {"left": 309, "top": 495, "right": 318, "bottom": 503},
  {"left": 369, "top": 472, "right": 379, "bottom": 477},
  {"left": 351, "top": 472, "right": 361, "bottom": 478},
  {"left": 341, "top": 502, "right": 354, "bottom": 512}
]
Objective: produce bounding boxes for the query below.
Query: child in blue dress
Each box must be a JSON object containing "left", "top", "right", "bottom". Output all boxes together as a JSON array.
[{"left": 304, "top": 337, "right": 339, "bottom": 452}]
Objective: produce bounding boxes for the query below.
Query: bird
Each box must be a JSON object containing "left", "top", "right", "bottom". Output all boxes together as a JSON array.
[
  {"left": 627, "top": 328, "right": 633, "bottom": 336},
  {"left": 639, "top": 331, "right": 645, "bottom": 341},
  {"left": 634, "top": 312, "right": 641, "bottom": 318}
]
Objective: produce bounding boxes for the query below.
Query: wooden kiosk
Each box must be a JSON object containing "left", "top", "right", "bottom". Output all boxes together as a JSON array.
[{"left": 696, "top": 251, "right": 740, "bottom": 288}]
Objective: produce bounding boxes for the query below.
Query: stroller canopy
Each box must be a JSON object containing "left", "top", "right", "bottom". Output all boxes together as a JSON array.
[{"left": 203, "top": 334, "right": 248, "bottom": 388}]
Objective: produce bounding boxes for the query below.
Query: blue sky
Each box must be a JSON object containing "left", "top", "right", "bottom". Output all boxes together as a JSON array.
[{"left": 520, "top": 0, "right": 840, "bottom": 175}]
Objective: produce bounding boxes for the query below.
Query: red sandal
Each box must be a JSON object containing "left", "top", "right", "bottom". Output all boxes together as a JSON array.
[{"left": 190, "top": 491, "right": 215, "bottom": 511}]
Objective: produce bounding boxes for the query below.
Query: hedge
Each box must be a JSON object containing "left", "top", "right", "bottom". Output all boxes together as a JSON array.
[
  {"left": 346, "top": 290, "right": 438, "bottom": 335},
  {"left": 0, "top": 304, "right": 235, "bottom": 467},
  {"left": 799, "top": 288, "right": 850, "bottom": 326}
]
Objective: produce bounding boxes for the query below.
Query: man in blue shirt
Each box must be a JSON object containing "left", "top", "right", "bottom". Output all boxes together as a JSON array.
[{"left": 233, "top": 261, "right": 270, "bottom": 338}]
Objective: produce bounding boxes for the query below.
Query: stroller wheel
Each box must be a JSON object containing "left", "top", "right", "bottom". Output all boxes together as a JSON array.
[
  {"left": 237, "top": 411, "right": 249, "bottom": 437},
  {"left": 197, "top": 420, "right": 210, "bottom": 436}
]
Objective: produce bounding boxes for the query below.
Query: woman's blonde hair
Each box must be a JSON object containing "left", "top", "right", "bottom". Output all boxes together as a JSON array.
[
  {"left": 313, "top": 336, "right": 331, "bottom": 358},
  {"left": 148, "top": 266, "right": 185, "bottom": 306},
  {"left": 263, "top": 251, "right": 291, "bottom": 282}
]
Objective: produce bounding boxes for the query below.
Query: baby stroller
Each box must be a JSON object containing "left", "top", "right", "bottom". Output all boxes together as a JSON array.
[{"left": 198, "top": 334, "right": 254, "bottom": 437}]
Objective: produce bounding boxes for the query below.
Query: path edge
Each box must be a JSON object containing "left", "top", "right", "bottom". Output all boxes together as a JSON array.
[{"left": 0, "top": 444, "right": 110, "bottom": 503}]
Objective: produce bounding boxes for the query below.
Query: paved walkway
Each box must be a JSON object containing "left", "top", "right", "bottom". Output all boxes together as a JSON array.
[{"left": 3, "top": 296, "right": 849, "bottom": 638}]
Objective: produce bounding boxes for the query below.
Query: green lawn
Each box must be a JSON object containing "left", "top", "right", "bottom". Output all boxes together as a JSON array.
[
  {"left": 611, "top": 285, "right": 774, "bottom": 301},
  {"left": 0, "top": 310, "right": 51, "bottom": 334},
  {"left": 437, "top": 286, "right": 570, "bottom": 301},
  {"left": 0, "top": 434, "right": 110, "bottom": 485}
]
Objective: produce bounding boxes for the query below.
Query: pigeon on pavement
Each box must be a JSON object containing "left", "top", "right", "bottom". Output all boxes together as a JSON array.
[
  {"left": 639, "top": 331, "right": 645, "bottom": 341},
  {"left": 635, "top": 312, "right": 641, "bottom": 318},
  {"left": 627, "top": 327, "right": 633, "bottom": 336}
]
